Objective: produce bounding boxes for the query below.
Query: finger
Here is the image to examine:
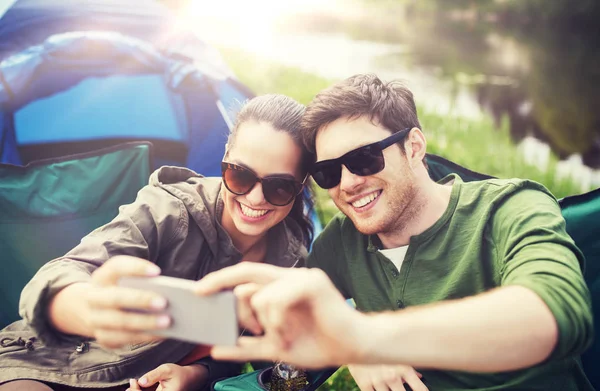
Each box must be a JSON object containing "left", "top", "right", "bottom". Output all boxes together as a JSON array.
[
  {"left": 381, "top": 366, "right": 409, "bottom": 391},
  {"left": 194, "top": 263, "right": 288, "bottom": 295},
  {"left": 92, "top": 256, "right": 161, "bottom": 286},
  {"left": 372, "top": 378, "right": 393, "bottom": 391},
  {"left": 233, "top": 283, "right": 263, "bottom": 334},
  {"left": 138, "top": 364, "right": 174, "bottom": 387},
  {"left": 250, "top": 294, "right": 301, "bottom": 356},
  {"left": 386, "top": 377, "right": 406, "bottom": 391},
  {"left": 355, "top": 382, "right": 374, "bottom": 391},
  {"left": 388, "top": 383, "right": 406, "bottom": 391},
  {"left": 89, "top": 309, "right": 170, "bottom": 332},
  {"left": 87, "top": 286, "right": 167, "bottom": 312},
  {"left": 128, "top": 378, "right": 141, "bottom": 391},
  {"left": 402, "top": 372, "right": 428, "bottom": 391},
  {"left": 248, "top": 292, "right": 272, "bottom": 335},
  {"left": 94, "top": 329, "right": 163, "bottom": 349},
  {"left": 211, "top": 336, "right": 279, "bottom": 362},
  {"left": 248, "top": 270, "right": 324, "bottom": 337},
  {"left": 253, "top": 269, "right": 340, "bottom": 321}
]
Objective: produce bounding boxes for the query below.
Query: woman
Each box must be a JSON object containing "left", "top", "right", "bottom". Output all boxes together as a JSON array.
[{"left": 0, "top": 94, "right": 314, "bottom": 391}]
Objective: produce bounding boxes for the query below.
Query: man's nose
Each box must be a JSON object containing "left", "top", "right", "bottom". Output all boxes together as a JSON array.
[{"left": 339, "top": 165, "right": 366, "bottom": 192}]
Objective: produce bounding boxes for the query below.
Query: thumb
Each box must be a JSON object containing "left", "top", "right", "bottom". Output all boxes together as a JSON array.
[
  {"left": 93, "top": 255, "right": 161, "bottom": 286},
  {"left": 194, "top": 263, "right": 287, "bottom": 295},
  {"left": 138, "top": 364, "right": 173, "bottom": 387}
]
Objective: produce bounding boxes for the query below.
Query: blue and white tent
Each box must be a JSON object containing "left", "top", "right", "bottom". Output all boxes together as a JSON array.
[{"left": 0, "top": 0, "right": 253, "bottom": 176}]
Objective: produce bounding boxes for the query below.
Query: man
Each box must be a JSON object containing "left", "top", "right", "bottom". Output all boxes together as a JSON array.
[{"left": 196, "top": 74, "right": 594, "bottom": 391}]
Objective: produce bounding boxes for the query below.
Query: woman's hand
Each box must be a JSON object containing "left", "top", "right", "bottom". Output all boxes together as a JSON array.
[
  {"left": 127, "top": 363, "right": 209, "bottom": 391},
  {"left": 348, "top": 364, "right": 428, "bottom": 391},
  {"left": 49, "top": 255, "right": 171, "bottom": 348}
]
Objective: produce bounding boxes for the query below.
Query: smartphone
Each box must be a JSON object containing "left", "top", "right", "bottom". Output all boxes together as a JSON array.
[{"left": 118, "top": 275, "right": 238, "bottom": 346}]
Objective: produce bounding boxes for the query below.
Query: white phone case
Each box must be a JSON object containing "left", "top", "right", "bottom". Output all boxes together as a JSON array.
[{"left": 119, "top": 275, "right": 238, "bottom": 346}]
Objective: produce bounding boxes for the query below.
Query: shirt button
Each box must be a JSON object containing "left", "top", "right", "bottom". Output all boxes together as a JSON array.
[
  {"left": 391, "top": 269, "right": 399, "bottom": 278},
  {"left": 396, "top": 300, "right": 404, "bottom": 309}
]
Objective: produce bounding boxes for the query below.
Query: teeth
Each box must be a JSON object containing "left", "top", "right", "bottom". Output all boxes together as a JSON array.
[
  {"left": 352, "top": 191, "right": 379, "bottom": 208},
  {"left": 240, "top": 203, "right": 269, "bottom": 218}
]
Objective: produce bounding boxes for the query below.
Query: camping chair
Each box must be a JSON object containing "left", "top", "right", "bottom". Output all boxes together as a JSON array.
[
  {"left": 426, "top": 153, "right": 600, "bottom": 390},
  {"left": 561, "top": 188, "right": 600, "bottom": 389},
  {"left": 0, "top": 142, "right": 152, "bottom": 327}
]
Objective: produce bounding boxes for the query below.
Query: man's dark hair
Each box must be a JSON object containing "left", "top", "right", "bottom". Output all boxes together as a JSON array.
[{"left": 302, "top": 74, "right": 422, "bottom": 154}]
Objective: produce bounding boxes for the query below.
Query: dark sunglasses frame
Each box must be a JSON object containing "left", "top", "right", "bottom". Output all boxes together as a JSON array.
[
  {"left": 311, "top": 127, "right": 412, "bottom": 189},
  {"left": 221, "top": 162, "right": 306, "bottom": 206}
]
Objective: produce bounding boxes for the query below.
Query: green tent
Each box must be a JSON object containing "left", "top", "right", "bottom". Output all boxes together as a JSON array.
[{"left": 0, "top": 142, "right": 152, "bottom": 326}]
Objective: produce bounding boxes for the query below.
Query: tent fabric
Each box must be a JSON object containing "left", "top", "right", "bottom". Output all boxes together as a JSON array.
[
  {"left": 426, "top": 153, "right": 494, "bottom": 182},
  {"left": 0, "top": 142, "right": 152, "bottom": 326},
  {"left": 0, "top": 0, "right": 232, "bottom": 77},
  {"left": 0, "top": 30, "right": 251, "bottom": 176},
  {"left": 15, "top": 74, "right": 185, "bottom": 143},
  {"left": 0, "top": 0, "right": 255, "bottom": 175}
]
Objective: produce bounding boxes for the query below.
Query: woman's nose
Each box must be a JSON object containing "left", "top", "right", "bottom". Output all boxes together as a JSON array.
[{"left": 244, "top": 182, "right": 267, "bottom": 205}]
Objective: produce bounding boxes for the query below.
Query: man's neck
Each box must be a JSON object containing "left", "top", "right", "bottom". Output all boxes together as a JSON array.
[{"left": 378, "top": 180, "right": 454, "bottom": 249}]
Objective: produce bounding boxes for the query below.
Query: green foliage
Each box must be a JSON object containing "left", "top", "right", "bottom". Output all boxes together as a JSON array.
[
  {"left": 316, "top": 367, "right": 358, "bottom": 391},
  {"left": 519, "top": 31, "right": 600, "bottom": 158},
  {"left": 421, "top": 113, "right": 582, "bottom": 199},
  {"left": 415, "top": 0, "right": 600, "bottom": 30},
  {"left": 218, "top": 47, "right": 331, "bottom": 105}
]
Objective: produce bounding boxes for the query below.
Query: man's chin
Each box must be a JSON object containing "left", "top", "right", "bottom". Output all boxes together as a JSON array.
[{"left": 347, "top": 214, "right": 383, "bottom": 236}]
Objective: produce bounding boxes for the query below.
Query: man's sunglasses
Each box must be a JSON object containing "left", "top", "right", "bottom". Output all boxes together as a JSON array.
[
  {"left": 310, "top": 128, "right": 412, "bottom": 189},
  {"left": 221, "top": 162, "right": 306, "bottom": 206}
]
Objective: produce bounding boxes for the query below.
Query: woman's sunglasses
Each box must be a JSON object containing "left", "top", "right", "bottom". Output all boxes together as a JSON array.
[
  {"left": 310, "top": 128, "right": 412, "bottom": 189},
  {"left": 221, "top": 162, "right": 306, "bottom": 206}
]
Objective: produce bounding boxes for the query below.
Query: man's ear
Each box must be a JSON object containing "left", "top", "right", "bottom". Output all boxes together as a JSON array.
[{"left": 404, "top": 128, "right": 427, "bottom": 168}]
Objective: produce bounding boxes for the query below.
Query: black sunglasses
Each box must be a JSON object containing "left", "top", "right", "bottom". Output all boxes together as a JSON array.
[
  {"left": 221, "top": 162, "right": 306, "bottom": 206},
  {"left": 310, "top": 128, "right": 412, "bottom": 189}
]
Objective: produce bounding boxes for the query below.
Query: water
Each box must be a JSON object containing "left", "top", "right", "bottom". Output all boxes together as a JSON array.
[{"left": 179, "top": 1, "right": 600, "bottom": 190}]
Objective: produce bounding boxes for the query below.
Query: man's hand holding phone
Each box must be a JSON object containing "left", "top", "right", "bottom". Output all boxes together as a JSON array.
[{"left": 194, "top": 263, "right": 365, "bottom": 368}]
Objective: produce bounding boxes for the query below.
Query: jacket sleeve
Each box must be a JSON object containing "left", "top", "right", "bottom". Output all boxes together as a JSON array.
[
  {"left": 19, "top": 184, "right": 187, "bottom": 345},
  {"left": 493, "top": 187, "right": 594, "bottom": 360}
]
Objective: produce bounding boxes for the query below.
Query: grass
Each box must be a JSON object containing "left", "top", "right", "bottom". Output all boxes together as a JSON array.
[
  {"left": 219, "top": 47, "right": 588, "bottom": 390},
  {"left": 219, "top": 47, "right": 332, "bottom": 106}
]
